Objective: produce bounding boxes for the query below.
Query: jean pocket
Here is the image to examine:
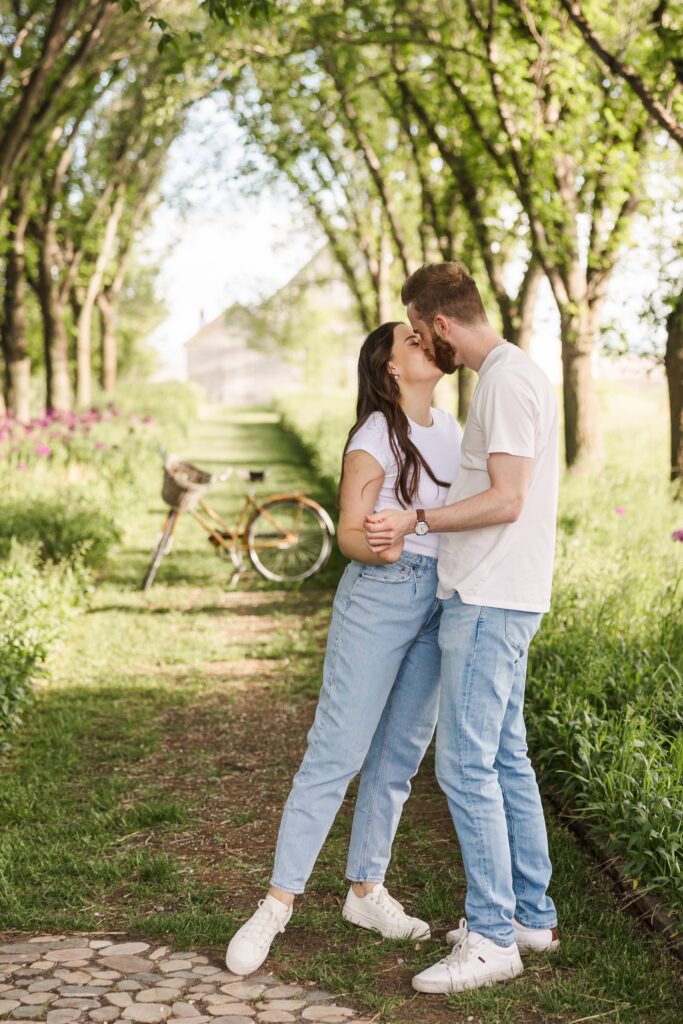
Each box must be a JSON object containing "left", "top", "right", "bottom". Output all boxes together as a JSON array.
[
  {"left": 359, "top": 560, "right": 415, "bottom": 584},
  {"left": 504, "top": 609, "right": 543, "bottom": 653}
]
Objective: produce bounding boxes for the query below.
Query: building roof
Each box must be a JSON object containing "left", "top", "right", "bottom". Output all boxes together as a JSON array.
[
  {"left": 184, "top": 302, "right": 254, "bottom": 350},
  {"left": 183, "top": 247, "right": 333, "bottom": 350}
]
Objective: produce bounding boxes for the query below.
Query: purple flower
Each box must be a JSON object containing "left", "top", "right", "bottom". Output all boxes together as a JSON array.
[
  {"left": 615, "top": 506, "right": 625, "bottom": 516},
  {"left": 35, "top": 443, "right": 52, "bottom": 457},
  {"left": 16, "top": 461, "right": 28, "bottom": 470},
  {"left": 95, "top": 442, "right": 106, "bottom": 450},
  {"left": 142, "top": 415, "right": 154, "bottom": 424},
  {"left": 672, "top": 529, "right": 683, "bottom": 543}
]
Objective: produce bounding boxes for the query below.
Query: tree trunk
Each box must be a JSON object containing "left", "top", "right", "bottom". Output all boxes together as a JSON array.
[
  {"left": 559, "top": 305, "right": 602, "bottom": 469},
  {"left": 377, "top": 229, "right": 392, "bottom": 323},
  {"left": 457, "top": 366, "right": 477, "bottom": 424},
  {"left": 1, "top": 187, "right": 32, "bottom": 422},
  {"left": 73, "top": 285, "right": 91, "bottom": 409},
  {"left": 98, "top": 288, "right": 117, "bottom": 393},
  {"left": 512, "top": 261, "right": 544, "bottom": 352},
  {"left": 37, "top": 255, "right": 71, "bottom": 411},
  {"left": 665, "top": 289, "right": 683, "bottom": 487},
  {"left": 75, "top": 192, "right": 124, "bottom": 408}
]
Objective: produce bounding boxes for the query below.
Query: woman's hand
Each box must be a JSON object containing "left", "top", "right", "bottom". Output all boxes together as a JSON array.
[
  {"left": 364, "top": 509, "right": 416, "bottom": 551},
  {"left": 372, "top": 538, "right": 405, "bottom": 563}
]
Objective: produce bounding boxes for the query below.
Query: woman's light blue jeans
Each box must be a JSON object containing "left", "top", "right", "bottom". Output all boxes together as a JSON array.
[
  {"left": 436, "top": 593, "right": 557, "bottom": 946},
  {"left": 270, "top": 552, "right": 441, "bottom": 894}
]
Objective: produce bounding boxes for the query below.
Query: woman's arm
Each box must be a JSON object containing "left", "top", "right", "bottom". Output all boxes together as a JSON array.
[{"left": 338, "top": 450, "right": 404, "bottom": 564}]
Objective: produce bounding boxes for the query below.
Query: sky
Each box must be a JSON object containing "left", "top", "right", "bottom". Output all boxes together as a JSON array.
[
  {"left": 145, "top": 97, "right": 320, "bottom": 380},
  {"left": 144, "top": 96, "right": 676, "bottom": 384}
]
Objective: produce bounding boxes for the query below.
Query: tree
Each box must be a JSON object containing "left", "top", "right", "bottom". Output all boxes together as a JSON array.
[
  {"left": 411, "top": 0, "right": 651, "bottom": 468},
  {"left": 0, "top": 0, "right": 121, "bottom": 210},
  {"left": 227, "top": 55, "right": 420, "bottom": 329},
  {"left": 1, "top": 178, "right": 32, "bottom": 421},
  {"left": 220, "top": 9, "right": 545, "bottom": 419},
  {"left": 558, "top": 0, "right": 683, "bottom": 150},
  {"left": 555, "top": 0, "right": 683, "bottom": 487}
]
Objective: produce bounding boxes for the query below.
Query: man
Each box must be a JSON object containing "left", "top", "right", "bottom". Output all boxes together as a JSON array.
[{"left": 364, "top": 262, "right": 560, "bottom": 993}]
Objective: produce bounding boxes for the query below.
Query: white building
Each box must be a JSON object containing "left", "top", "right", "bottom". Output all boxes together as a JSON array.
[
  {"left": 185, "top": 303, "right": 299, "bottom": 405},
  {"left": 184, "top": 250, "right": 359, "bottom": 404}
]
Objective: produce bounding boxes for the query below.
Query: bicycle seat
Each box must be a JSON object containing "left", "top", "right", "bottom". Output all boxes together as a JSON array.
[{"left": 249, "top": 470, "right": 266, "bottom": 482}]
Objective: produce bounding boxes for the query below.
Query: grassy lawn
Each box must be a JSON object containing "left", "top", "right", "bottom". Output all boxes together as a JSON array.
[{"left": 0, "top": 403, "right": 681, "bottom": 1024}]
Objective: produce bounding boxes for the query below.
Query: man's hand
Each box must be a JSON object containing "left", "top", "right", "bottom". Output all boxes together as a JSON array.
[{"left": 364, "top": 508, "right": 416, "bottom": 551}]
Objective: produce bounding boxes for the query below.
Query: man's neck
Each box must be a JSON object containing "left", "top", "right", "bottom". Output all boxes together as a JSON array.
[{"left": 469, "top": 327, "right": 506, "bottom": 373}]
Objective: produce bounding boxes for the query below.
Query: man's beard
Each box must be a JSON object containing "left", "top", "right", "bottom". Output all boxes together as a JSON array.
[{"left": 431, "top": 332, "right": 459, "bottom": 375}]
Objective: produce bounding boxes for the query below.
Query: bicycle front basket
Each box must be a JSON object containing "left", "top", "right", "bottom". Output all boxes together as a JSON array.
[{"left": 162, "top": 458, "right": 212, "bottom": 511}]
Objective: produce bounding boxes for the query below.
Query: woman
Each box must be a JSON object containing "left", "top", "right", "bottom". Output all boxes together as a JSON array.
[{"left": 226, "top": 322, "right": 462, "bottom": 975}]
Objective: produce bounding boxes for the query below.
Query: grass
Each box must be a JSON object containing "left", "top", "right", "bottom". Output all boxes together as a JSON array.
[{"left": 0, "top": 401, "right": 681, "bottom": 1023}]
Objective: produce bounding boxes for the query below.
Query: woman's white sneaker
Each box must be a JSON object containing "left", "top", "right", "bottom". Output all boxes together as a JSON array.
[
  {"left": 413, "top": 925, "right": 523, "bottom": 993},
  {"left": 342, "top": 884, "right": 431, "bottom": 940},
  {"left": 226, "top": 895, "right": 292, "bottom": 975},
  {"left": 446, "top": 916, "right": 560, "bottom": 953}
]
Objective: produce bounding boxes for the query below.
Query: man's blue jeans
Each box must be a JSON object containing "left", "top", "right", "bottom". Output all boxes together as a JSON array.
[
  {"left": 271, "top": 553, "right": 441, "bottom": 894},
  {"left": 436, "top": 593, "right": 557, "bottom": 946}
]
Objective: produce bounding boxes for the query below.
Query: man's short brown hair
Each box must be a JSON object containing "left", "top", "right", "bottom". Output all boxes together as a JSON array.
[{"left": 401, "top": 262, "right": 487, "bottom": 326}]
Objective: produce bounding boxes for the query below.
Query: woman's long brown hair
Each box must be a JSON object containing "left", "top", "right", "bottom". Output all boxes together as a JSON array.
[{"left": 337, "top": 322, "right": 449, "bottom": 509}]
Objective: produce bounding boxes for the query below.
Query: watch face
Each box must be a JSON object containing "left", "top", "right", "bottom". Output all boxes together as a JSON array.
[{"left": 415, "top": 521, "right": 429, "bottom": 536}]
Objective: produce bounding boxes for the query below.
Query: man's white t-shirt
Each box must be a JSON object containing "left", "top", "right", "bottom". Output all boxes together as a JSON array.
[
  {"left": 347, "top": 407, "right": 463, "bottom": 557},
  {"left": 437, "top": 343, "right": 559, "bottom": 612}
]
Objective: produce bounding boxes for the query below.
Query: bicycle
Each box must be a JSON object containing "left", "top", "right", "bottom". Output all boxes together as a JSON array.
[{"left": 141, "top": 451, "right": 335, "bottom": 591}]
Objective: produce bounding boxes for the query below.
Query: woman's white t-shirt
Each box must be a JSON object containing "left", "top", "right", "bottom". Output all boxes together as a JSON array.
[{"left": 346, "top": 407, "right": 463, "bottom": 557}]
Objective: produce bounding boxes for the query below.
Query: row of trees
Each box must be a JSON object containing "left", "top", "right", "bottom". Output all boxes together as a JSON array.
[
  {"left": 220, "top": 0, "right": 682, "bottom": 478},
  {"left": 1, "top": 1, "right": 681, "bottom": 481},
  {"left": 0, "top": 0, "right": 257, "bottom": 422}
]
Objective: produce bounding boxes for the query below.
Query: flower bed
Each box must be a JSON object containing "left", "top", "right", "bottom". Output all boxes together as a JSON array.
[{"left": 0, "top": 382, "right": 201, "bottom": 749}]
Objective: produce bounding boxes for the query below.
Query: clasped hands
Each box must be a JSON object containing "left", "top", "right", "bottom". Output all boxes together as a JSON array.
[{"left": 363, "top": 508, "right": 416, "bottom": 562}]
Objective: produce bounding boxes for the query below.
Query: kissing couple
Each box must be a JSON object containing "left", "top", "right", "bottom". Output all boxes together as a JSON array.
[{"left": 227, "top": 261, "right": 560, "bottom": 995}]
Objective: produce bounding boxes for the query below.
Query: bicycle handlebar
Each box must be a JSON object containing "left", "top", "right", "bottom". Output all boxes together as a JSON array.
[{"left": 158, "top": 447, "right": 264, "bottom": 486}]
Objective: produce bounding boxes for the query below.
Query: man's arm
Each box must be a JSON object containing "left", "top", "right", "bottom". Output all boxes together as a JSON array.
[{"left": 364, "top": 453, "right": 533, "bottom": 551}]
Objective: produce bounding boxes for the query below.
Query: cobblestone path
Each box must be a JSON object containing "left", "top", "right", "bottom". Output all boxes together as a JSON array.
[{"left": 0, "top": 937, "right": 371, "bottom": 1024}]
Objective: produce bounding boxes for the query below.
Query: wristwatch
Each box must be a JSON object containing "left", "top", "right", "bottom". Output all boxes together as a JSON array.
[{"left": 415, "top": 509, "right": 430, "bottom": 536}]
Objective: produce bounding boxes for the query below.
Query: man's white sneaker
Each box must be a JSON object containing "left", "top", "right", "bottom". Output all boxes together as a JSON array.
[
  {"left": 342, "top": 884, "right": 430, "bottom": 940},
  {"left": 446, "top": 916, "right": 560, "bottom": 954},
  {"left": 225, "top": 894, "right": 292, "bottom": 975},
  {"left": 511, "top": 917, "right": 560, "bottom": 953},
  {"left": 413, "top": 924, "right": 523, "bottom": 993}
]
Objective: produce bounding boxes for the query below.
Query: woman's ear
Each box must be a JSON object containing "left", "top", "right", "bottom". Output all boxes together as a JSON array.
[{"left": 387, "top": 362, "right": 399, "bottom": 379}]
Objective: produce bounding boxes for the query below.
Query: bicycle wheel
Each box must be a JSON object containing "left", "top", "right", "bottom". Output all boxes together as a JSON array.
[
  {"left": 247, "top": 498, "right": 334, "bottom": 582},
  {"left": 141, "top": 510, "right": 178, "bottom": 591}
]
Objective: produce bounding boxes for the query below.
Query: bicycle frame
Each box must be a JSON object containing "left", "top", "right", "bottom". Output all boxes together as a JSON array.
[{"left": 189, "top": 489, "right": 309, "bottom": 553}]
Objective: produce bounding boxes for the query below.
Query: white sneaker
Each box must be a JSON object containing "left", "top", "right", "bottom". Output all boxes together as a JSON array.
[
  {"left": 413, "top": 923, "right": 523, "bottom": 993},
  {"left": 225, "top": 894, "right": 292, "bottom": 975},
  {"left": 342, "top": 884, "right": 430, "bottom": 940},
  {"left": 511, "top": 917, "right": 560, "bottom": 953},
  {"left": 446, "top": 916, "right": 560, "bottom": 953}
]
